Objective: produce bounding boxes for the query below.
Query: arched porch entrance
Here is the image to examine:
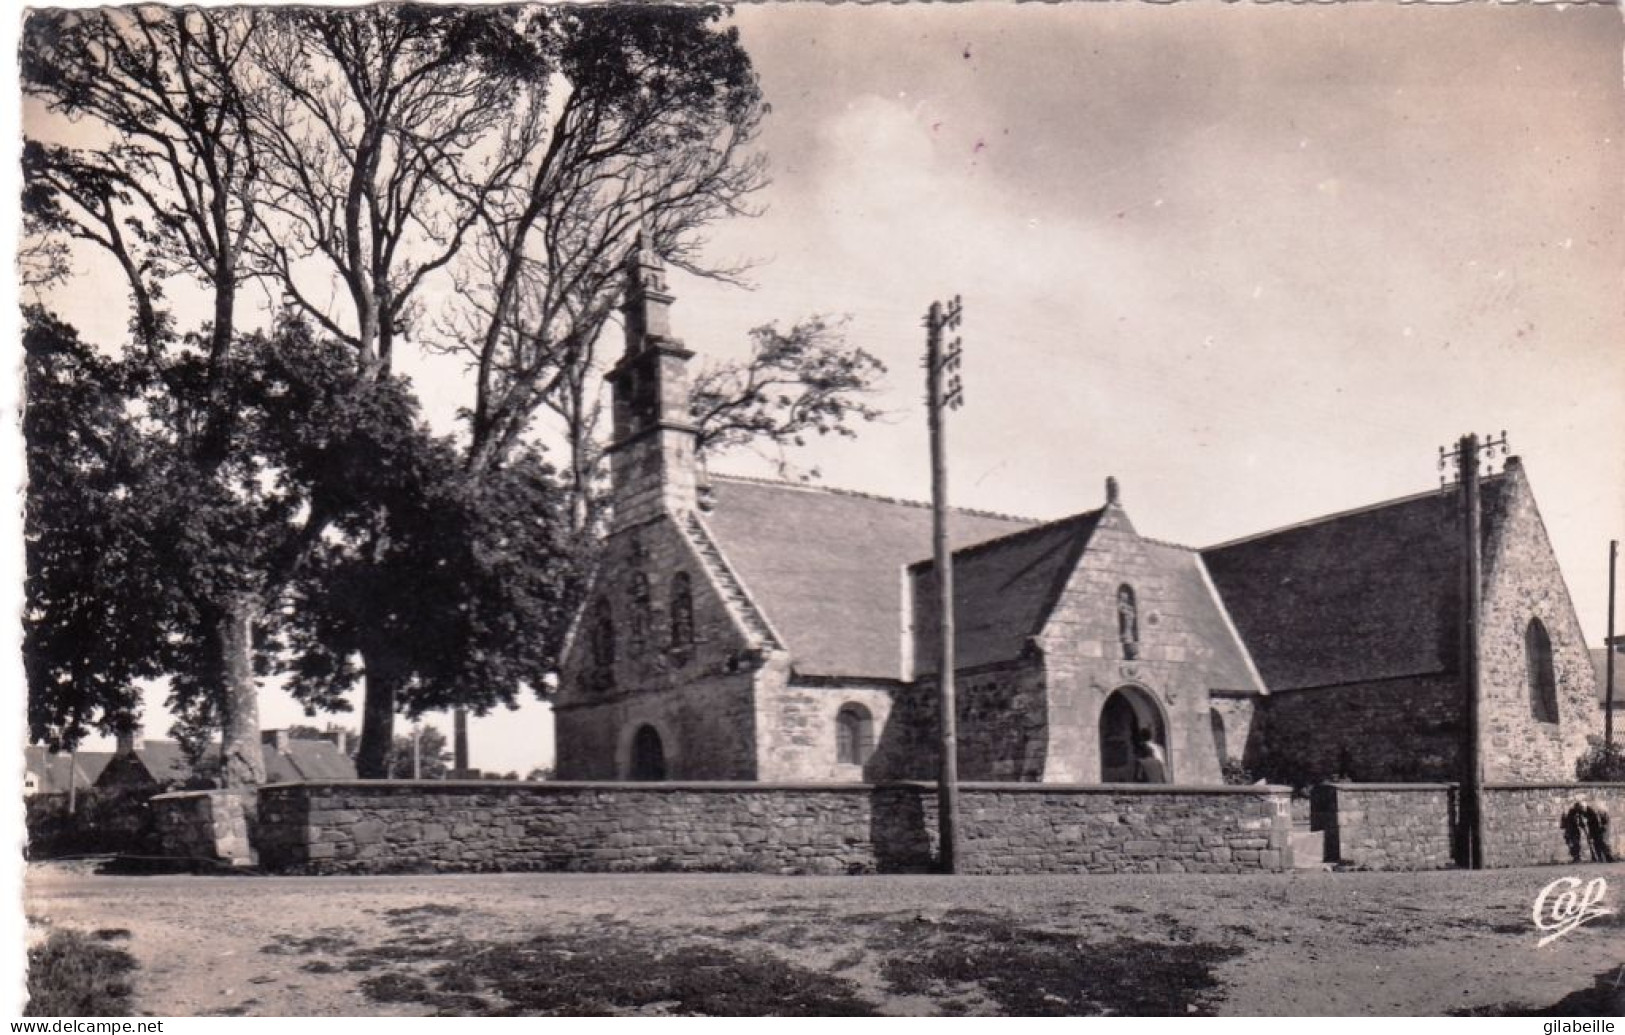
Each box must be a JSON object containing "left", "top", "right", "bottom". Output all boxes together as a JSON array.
[
  {"left": 1099, "top": 686, "right": 1169, "bottom": 783},
  {"left": 629, "top": 724, "right": 667, "bottom": 781}
]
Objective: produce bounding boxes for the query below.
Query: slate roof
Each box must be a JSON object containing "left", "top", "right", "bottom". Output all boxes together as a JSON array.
[
  {"left": 702, "top": 476, "right": 1037, "bottom": 679},
  {"left": 911, "top": 512, "right": 1103, "bottom": 672},
  {"left": 1202, "top": 476, "right": 1510, "bottom": 692},
  {"left": 1593, "top": 647, "right": 1623, "bottom": 708},
  {"left": 93, "top": 736, "right": 357, "bottom": 787},
  {"left": 23, "top": 746, "right": 100, "bottom": 794},
  {"left": 267, "top": 738, "right": 356, "bottom": 781}
]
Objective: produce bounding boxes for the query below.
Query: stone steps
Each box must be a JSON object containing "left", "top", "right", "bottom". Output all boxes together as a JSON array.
[{"left": 684, "top": 513, "right": 781, "bottom": 648}]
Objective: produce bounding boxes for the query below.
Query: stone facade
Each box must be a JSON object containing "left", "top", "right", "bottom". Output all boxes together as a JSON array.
[
  {"left": 754, "top": 678, "right": 900, "bottom": 782},
  {"left": 554, "top": 512, "right": 766, "bottom": 780},
  {"left": 556, "top": 246, "right": 1600, "bottom": 792},
  {"left": 1260, "top": 676, "right": 1463, "bottom": 785},
  {"left": 252, "top": 780, "right": 1294, "bottom": 876},
  {"left": 150, "top": 789, "right": 257, "bottom": 867},
  {"left": 1478, "top": 474, "right": 1600, "bottom": 781},
  {"left": 1312, "top": 782, "right": 1625, "bottom": 870},
  {"left": 903, "top": 506, "right": 1266, "bottom": 785},
  {"left": 1311, "top": 783, "right": 1457, "bottom": 871}
]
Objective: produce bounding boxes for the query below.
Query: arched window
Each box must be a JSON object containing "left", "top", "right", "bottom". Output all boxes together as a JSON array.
[
  {"left": 589, "top": 598, "right": 615, "bottom": 689},
  {"left": 628, "top": 573, "right": 650, "bottom": 653},
  {"left": 1117, "top": 585, "right": 1140, "bottom": 660},
  {"left": 836, "top": 704, "right": 875, "bottom": 765},
  {"left": 669, "top": 572, "right": 694, "bottom": 662},
  {"left": 1526, "top": 618, "right": 1559, "bottom": 724}
]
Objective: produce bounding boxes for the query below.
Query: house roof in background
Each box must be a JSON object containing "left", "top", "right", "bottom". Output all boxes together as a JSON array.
[
  {"left": 1202, "top": 474, "right": 1512, "bottom": 692},
  {"left": 269, "top": 738, "right": 356, "bottom": 781},
  {"left": 24, "top": 746, "right": 90, "bottom": 794},
  {"left": 91, "top": 735, "right": 357, "bottom": 787},
  {"left": 702, "top": 475, "right": 1037, "bottom": 679}
]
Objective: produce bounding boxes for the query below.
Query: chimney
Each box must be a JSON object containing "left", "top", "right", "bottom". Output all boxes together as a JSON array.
[
  {"left": 1105, "top": 476, "right": 1121, "bottom": 506},
  {"left": 114, "top": 723, "right": 141, "bottom": 757},
  {"left": 329, "top": 729, "right": 348, "bottom": 755},
  {"left": 261, "top": 729, "right": 290, "bottom": 753}
]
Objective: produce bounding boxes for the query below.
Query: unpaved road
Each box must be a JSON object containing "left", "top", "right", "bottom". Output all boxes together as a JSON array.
[{"left": 23, "top": 861, "right": 1625, "bottom": 1016}]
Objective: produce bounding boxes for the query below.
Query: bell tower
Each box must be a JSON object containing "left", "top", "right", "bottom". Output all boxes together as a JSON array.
[{"left": 605, "top": 235, "right": 699, "bottom": 530}]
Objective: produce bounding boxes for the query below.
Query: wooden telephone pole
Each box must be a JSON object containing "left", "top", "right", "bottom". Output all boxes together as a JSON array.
[
  {"left": 925, "top": 295, "right": 964, "bottom": 874},
  {"left": 1439, "top": 430, "right": 1508, "bottom": 871},
  {"left": 1607, "top": 539, "right": 1618, "bottom": 747}
]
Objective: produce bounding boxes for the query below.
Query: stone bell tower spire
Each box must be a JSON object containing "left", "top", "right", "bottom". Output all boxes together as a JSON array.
[{"left": 605, "top": 233, "right": 699, "bottom": 529}]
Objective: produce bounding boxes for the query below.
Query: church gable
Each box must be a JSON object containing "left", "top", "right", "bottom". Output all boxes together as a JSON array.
[
  {"left": 1478, "top": 459, "right": 1600, "bottom": 780},
  {"left": 557, "top": 518, "right": 764, "bottom": 704}
]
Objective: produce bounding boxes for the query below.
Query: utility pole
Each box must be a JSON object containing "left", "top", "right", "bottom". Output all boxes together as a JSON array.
[
  {"left": 411, "top": 723, "right": 422, "bottom": 781},
  {"left": 1607, "top": 539, "right": 1618, "bottom": 747},
  {"left": 1439, "top": 430, "right": 1508, "bottom": 871},
  {"left": 925, "top": 295, "right": 964, "bottom": 875}
]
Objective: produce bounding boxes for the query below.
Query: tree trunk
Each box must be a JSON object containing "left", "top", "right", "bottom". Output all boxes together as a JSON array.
[
  {"left": 355, "top": 644, "right": 404, "bottom": 779},
  {"left": 216, "top": 592, "right": 266, "bottom": 787}
]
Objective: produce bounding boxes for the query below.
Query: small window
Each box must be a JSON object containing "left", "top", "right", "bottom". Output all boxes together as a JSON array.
[
  {"left": 670, "top": 572, "right": 694, "bottom": 660},
  {"left": 628, "top": 573, "right": 650, "bottom": 653},
  {"left": 836, "top": 704, "right": 875, "bottom": 765},
  {"left": 1527, "top": 618, "right": 1559, "bottom": 724},
  {"left": 1210, "top": 708, "right": 1228, "bottom": 767},
  {"left": 1117, "top": 585, "right": 1139, "bottom": 660},
  {"left": 590, "top": 598, "right": 615, "bottom": 689}
]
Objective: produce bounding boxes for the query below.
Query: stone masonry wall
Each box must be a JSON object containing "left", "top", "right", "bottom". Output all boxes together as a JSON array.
[
  {"left": 754, "top": 676, "right": 899, "bottom": 782},
  {"left": 151, "top": 789, "right": 257, "bottom": 867},
  {"left": 1481, "top": 784, "right": 1625, "bottom": 868},
  {"left": 1038, "top": 513, "right": 1264, "bottom": 785},
  {"left": 253, "top": 781, "right": 1293, "bottom": 876},
  {"left": 1479, "top": 461, "right": 1601, "bottom": 782},
  {"left": 1313, "top": 784, "right": 1457, "bottom": 871},
  {"left": 555, "top": 515, "right": 761, "bottom": 780},
  {"left": 1314, "top": 782, "right": 1625, "bottom": 870},
  {"left": 1259, "top": 675, "right": 1462, "bottom": 786},
  {"left": 899, "top": 661, "right": 1049, "bottom": 782}
]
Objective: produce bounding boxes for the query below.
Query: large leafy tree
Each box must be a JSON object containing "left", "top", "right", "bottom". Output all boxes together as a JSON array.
[
  {"left": 690, "top": 315, "right": 887, "bottom": 478},
  {"left": 22, "top": 309, "right": 167, "bottom": 749},
  {"left": 438, "top": 5, "right": 767, "bottom": 514},
  {"left": 22, "top": 7, "right": 278, "bottom": 782}
]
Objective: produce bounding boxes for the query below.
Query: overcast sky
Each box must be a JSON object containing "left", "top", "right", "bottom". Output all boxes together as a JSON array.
[{"left": 14, "top": 2, "right": 1625, "bottom": 777}]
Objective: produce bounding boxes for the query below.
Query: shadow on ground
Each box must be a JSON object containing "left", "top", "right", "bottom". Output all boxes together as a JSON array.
[{"left": 256, "top": 901, "right": 1244, "bottom": 1016}]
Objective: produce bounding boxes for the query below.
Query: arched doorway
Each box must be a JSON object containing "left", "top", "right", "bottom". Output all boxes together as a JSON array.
[
  {"left": 630, "top": 725, "right": 667, "bottom": 781},
  {"left": 1099, "top": 687, "right": 1168, "bottom": 783}
]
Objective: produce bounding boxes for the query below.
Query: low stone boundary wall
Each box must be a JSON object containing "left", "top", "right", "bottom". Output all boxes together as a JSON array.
[
  {"left": 1313, "top": 782, "right": 1625, "bottom": 870},
  {"left": 150, "top": 789, "right": 257, "bottom": 867},
  {"left": 1312, "top": 784, "right": 1457, "bottom": 870},
  {"left": 1483, "top": 784, "right": 1625, "bottom": 868},
  {"left": 252, "top": 781, "right": 1293, "bottom": 876}
]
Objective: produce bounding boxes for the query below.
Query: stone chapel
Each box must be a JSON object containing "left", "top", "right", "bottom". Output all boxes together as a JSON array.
[{"left": 554, "top": 246, "right": 1601, "bottom": 787}]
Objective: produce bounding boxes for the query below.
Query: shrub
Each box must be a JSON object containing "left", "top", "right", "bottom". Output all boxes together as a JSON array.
[
  {"left": 1576, "top": 736, "right": 1625, "bottom": 782},
  {"left": 25, "top": 787, "right": 161, "bottom": 859},
  {"left": 26, "top": 930, "right": 137, "bottom": 1016}
]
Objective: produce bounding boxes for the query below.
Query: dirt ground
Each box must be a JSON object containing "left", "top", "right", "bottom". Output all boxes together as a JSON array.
[{"left": 22, "top": 860, "right": 1625, "bottom": 1017}]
